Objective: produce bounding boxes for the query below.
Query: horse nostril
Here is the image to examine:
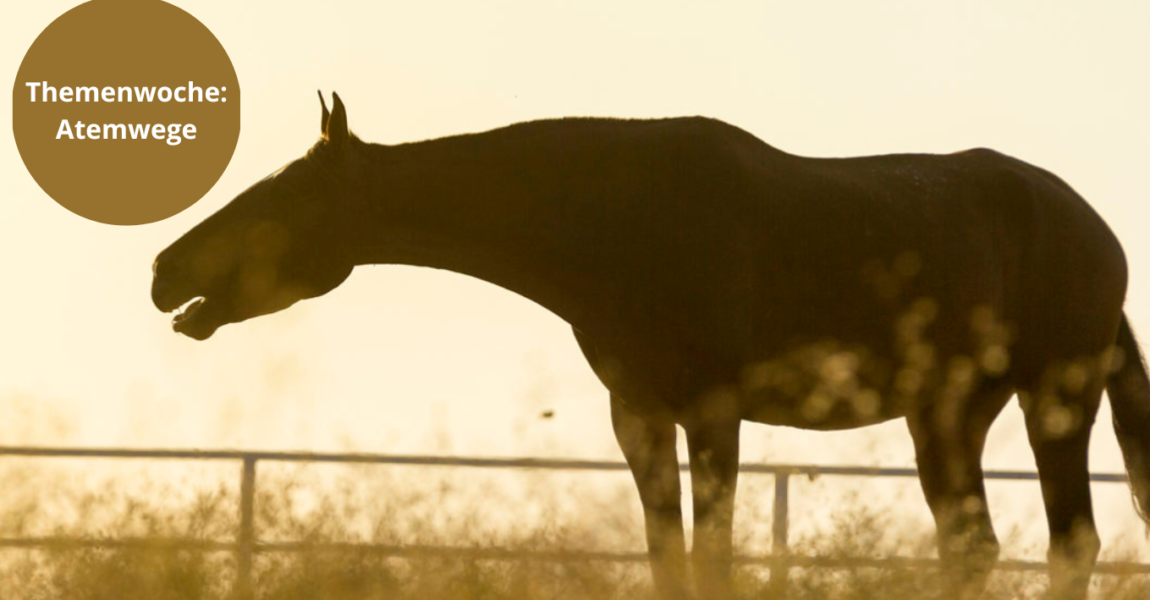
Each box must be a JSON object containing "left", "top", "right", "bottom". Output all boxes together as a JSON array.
[
  {"left": 151, "top": 254, "right": 184, "bottom": 311},
  {"left": 152, "top": 278, "right": 173, "bottom": 311},
  {"left": 153, "top": 251, "right": 180, "bottom": 280}
]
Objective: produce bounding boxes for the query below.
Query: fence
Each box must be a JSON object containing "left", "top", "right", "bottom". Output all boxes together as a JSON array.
[{"left": 1, "top": 445, "right": 1148, "bottom": 598}]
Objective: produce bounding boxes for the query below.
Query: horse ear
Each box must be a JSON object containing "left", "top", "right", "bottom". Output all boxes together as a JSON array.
[
  {"left": 326, "top": 92, "right": 349, "bottom": 149},
  {"left": 318, "top": 90, "right": 330, "bottom": 135}
]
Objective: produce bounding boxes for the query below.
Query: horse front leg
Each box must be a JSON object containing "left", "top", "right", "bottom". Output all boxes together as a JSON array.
[
  {"left": 611, "top": 395, "right": 690, "bottom": 599},
  {"left": 685, "top": 417, "right": 741, "bottom": 599}
]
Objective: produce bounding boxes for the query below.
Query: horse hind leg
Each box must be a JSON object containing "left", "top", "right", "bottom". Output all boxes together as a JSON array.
[
  {"left": 907, "top": 378, "right": 1013, "bottom": 599},
  {"left": 610, "top": 395, "right": 691, "bottom": 599},
  {"left": 1018, "top": 368, "right": 1105, "bottom": 600}
]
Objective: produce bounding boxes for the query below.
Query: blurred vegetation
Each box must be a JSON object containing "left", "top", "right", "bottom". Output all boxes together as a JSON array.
[{"left": 0, "top": 464, "right": 1148, "bottom": 600}]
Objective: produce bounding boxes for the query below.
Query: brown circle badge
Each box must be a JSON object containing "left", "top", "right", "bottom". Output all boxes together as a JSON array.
[{"left": 13, "top": 0, "right": 240, "bottom": 225}]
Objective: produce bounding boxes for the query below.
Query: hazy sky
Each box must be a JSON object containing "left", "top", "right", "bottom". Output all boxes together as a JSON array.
[{"left": 3, "top": 0, "right": 1150, "bottom": 555}]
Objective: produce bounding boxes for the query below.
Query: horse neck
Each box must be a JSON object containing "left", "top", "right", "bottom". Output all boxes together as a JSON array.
[{"left": 346, "top": 121, "right": 624, "bottom": 329}]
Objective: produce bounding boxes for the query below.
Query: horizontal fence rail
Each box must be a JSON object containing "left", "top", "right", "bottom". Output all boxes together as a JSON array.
[{"left": 1, "top": 445, "right": 1148, "bottom": 598}]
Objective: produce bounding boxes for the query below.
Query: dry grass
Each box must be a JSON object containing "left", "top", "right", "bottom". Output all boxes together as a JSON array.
[{"left": 1, "top": 463, "right": 1148, "bottom": 600}]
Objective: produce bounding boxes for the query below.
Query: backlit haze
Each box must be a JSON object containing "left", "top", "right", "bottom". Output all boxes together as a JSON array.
[{"left": 3, "top": 0, "right": 1150, "bottom": 558}]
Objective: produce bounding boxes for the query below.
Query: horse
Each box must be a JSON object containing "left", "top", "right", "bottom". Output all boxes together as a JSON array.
[{"left": 151, "top": 92, "right": 1150, "bottom": 599}]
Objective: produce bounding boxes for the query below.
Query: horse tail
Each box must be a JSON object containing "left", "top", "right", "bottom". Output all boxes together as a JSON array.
[{"left": 1109, "top": 312, "right": 1150, "bottom": 523}]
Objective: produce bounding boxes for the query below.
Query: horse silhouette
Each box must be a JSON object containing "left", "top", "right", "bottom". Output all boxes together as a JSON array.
[{"left": 152, "top": 92, "right": 1150, "bottom": 600}]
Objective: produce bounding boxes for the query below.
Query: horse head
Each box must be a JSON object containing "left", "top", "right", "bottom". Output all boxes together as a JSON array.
[{"left": 151, "top": 92, "right": 361, "bottom": 340}]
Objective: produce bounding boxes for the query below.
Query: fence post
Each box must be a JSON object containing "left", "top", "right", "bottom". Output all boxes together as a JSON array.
[
  {"left": 770, "top": 470, "right": 790, "bottom": 595},
  {"left": 236, "top": 456, "right": 257, "bottom": 600}
]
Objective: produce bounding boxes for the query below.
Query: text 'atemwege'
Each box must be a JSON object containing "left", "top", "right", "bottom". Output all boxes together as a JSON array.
[{"left": 25, "top": 81, "right": 229, "bottom": 146}]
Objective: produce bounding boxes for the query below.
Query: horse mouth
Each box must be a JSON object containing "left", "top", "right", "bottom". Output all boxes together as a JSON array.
[{"left": 171, "top": 296, "right": 219, "bottom": 340}]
